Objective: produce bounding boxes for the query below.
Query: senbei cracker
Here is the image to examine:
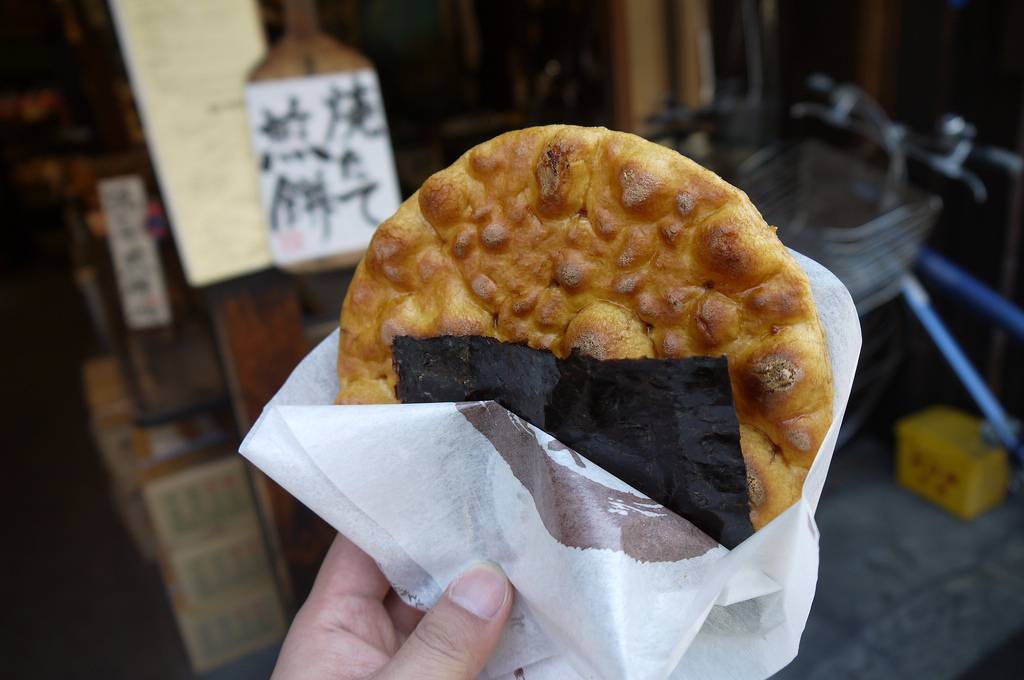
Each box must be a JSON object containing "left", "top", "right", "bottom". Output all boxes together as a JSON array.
[{"left": 337, "top": 125, "right": 833, "bottom": 530}]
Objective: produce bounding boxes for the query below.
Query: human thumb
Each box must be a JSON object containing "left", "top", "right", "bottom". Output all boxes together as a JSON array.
[{"left": 378, "top": 562, "right": 513, "bottom": 679}]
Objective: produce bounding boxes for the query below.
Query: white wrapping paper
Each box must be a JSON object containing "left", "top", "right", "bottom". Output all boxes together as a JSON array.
[{"left": 240, "top": 252, "right": 860, "bottom": 679}]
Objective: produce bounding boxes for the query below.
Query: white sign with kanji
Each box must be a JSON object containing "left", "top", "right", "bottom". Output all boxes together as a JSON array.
[
  {"left": 245, "top": 69, "right": 402, "bottom": 266},
  {"left": 98, "top": 175, "right": 173, "bottom": 330}
]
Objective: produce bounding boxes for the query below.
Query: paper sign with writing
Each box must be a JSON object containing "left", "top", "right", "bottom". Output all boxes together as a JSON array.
[
  {"left": 245, "top": 69, "right": 402, "bottom": 266},
  {"left": 108, "top": 0, "right": 271, "bottom": 286},
  {"left": 98, "top": 176, "right": 173, "bottom": 330}
]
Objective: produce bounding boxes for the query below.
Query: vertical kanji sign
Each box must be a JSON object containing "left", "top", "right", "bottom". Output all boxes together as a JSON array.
[
  {"left": 245, "top": 69, "right": 402, "bottom": 266},
  {"left": 98, "top": 175, "right": 173, "bottom": 330}
]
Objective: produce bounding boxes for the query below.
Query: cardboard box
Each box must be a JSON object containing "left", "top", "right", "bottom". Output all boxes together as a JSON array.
[
  {"left": 83, "top": 356, "right": 158, "bottom": 559},
  {"left": 167, "top": 524, "right": 275, "bottom": 607},
  {"left": 83, "top": 355, "right": 137, "bottom": 492},
  {"left": 145, "top": 457, "right": 287, "bottom": 673},
  {"left": 142, "top": 456, "right": 260, "bottom": 550},
  {"left": 85, "top": 356, "right": 286, "bottom": 671},
  {"left": 81, "top": 355, "right": 133, "bottom": 425},
  {"left": 895, "top": 406, "right": 1009, "bottom": 519},
  {"left": 159, "top": 524, "right": 284, "bottom": 672},
  {"left": 175, "top": 584, "right": 286, "bottom": 674},
  {"left": 134, "top": 413, "right": 222, "bottom": 460}
]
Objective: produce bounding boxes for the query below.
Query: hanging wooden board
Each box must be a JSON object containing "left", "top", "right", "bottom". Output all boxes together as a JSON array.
[{"left": 245, "top": 0, "right": 401, "bottom": 271}]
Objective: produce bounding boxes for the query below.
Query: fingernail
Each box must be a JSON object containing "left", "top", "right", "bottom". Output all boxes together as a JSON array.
[{"left": 447, "top": 562, "right": 509, "bottom": 620}]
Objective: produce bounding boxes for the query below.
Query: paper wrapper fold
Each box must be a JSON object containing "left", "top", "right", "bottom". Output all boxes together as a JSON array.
[{"left": 240, "top": 252, "right": 860, "bottom": 679}]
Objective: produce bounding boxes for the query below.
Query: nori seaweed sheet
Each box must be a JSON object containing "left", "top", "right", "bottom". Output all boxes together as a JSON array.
[
  {"left": 392, "top": 335, "right": 752, "bottom": 548},
  {"left": 392, "top": 335, "right": 560, "bottom": 427},
  {"left": 549, "top": 352, "right": 751, "bottom": 548}
]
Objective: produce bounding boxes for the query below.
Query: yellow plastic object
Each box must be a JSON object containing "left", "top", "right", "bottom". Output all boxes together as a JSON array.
[{"left": 895, "top": 406, "right": 1009, "bottom": 519}]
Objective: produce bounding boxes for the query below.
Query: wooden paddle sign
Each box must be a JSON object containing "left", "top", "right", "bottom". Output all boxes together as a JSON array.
[{"left": 245, "top": 0, "right": 401, "bottom": 270}]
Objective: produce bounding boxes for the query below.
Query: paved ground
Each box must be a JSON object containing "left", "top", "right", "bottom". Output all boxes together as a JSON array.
[
  {"left": 775, "top": 438, "right": 1024, "bottom": 679},
  {"left": 2, "top": 262, "right": 196, "bottom": 679}
]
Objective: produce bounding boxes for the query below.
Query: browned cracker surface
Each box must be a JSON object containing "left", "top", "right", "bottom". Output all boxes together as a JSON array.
[{"left": 336, "top": 125, "right": 833, "bottom": 530}]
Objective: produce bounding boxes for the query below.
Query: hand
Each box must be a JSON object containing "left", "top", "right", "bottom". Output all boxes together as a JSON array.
[{"left": 272, "top": 534, "right": 514, "bottom": 679}]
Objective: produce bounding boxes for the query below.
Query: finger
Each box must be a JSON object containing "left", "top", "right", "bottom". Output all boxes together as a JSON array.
[
  {"left": 307, "top": 533, "right": 390, "bottom": 606},
  {"left": 384, "top": 589, "right": 425, "bottom": 637},
  {"left": 379, "top": 563, "right": 513, "bottom": 680}
]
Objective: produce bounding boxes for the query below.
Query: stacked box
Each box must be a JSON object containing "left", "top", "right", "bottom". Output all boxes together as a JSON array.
[
  {"left": 84, "top": 356, "right": 287, "bottom": 672},
  {"left": 82, "top": 356, "right": 158, "bottom": 559},
  {"left": 143, "top": 456, "right": 287, "bottom": 673},
  {"left": 176, "top": 585, "right": 285, "bottom": 672},
  {"left": 143, "top": 457, "right": 260, "bottom": 548}
]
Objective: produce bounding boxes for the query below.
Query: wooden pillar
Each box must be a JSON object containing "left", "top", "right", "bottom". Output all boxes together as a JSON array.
[
  {"left": 206, "top": 271, "right": 336, "bottom": 607},
  {"left": 609, "top": 0, "right": 671, "bottom": 134},
  {"left": 857, "top": 0, "right": 902, "bottom": 112}
]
